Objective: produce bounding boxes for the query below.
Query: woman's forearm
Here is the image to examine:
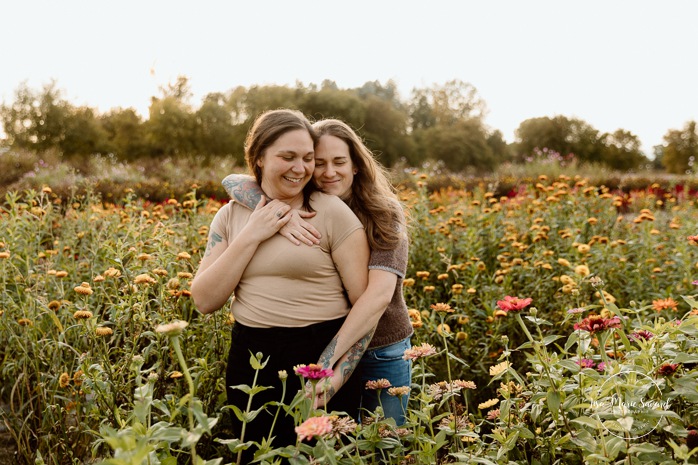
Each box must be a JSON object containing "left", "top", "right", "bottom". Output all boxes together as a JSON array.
[{"left": 318, "top": 269, "right": 397, "bottom": 368}]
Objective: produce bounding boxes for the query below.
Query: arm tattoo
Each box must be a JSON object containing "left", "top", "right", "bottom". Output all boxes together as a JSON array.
[
  {"left": 318, "top": 335, "right": 338, "bottom": 368},
  {"left": 222, "top": 175, "right": 264, "bottom": 210},
  {"left": 204, "top": 231, "right": 223, "bottom": 257},
  {"left": 338, "top": 329, "right": 375, "bottom": 384}
]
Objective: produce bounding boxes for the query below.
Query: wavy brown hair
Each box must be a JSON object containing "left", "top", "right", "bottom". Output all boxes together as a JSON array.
[
  {"left": 244, "top": 109, "right": 318, "bottom": 210},
  {"left": 313, "top": 119, "right": 406, "bottom": 250}
]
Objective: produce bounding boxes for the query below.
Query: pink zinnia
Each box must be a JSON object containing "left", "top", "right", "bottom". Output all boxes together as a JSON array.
[
  {"left": 295, "top": 416, "right": 333, "bottom": 442},
  {"left": 403, "top": 343, "right": 438, "bottom": 361},
  {"left": 294, "top": 363, "right": 333, "bottom": 380},
  {"left": 496, "top": 296, "right": 533, "bottom": 313},
  {"left": 573, "top": 315, "right": 622, "bottom": 334},
  {"left": 366, "top": 378, "right": 392, "bottom": 390},
  {"left": 630, "top": 330, "right": 654, "bottom": 341},
  {"left": 576, "top": 358, "right": 595, "bottom": 369}
]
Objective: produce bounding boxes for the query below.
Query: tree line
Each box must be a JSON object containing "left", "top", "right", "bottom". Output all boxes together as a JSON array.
[{"left": 1, "top": 77, "right": 696, "bottom": 173}]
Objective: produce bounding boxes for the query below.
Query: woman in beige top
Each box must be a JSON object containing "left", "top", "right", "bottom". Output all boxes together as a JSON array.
[{"left": 191, "top": 109, "right": 369, "bottom": 457}]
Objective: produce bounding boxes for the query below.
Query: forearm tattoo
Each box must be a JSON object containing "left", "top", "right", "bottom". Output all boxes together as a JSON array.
[
  {"left": 204, "top": 231, "right": 222, "bottom": 257},
  {"left": 223, "top": 176, "right": 264, "bottom": 210},
  {"left": 338, "top": 329, "right": 375, "bottom": 384},
  {"left": 318, "top": 335, "right": 339, "bottom": 368}
]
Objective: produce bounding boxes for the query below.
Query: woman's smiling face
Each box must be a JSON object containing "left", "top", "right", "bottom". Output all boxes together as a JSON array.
[
  {"left": 313, "top": 134, "right": 355, "bottom": 199},
  {"left": 257, "top": 129, "right": 315, "bottom": 203}
]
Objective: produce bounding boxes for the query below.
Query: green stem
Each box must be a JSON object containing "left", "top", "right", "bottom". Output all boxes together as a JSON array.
[{"left": 171, "top": 336, "right": 197, "bottom": 463}]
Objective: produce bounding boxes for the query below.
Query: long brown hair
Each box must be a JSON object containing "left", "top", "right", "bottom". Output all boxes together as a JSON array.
[
  {"left": 244, "top": 109, "right": 318, "bottom": 209},
  {"left": 313, "top": 119, "right": 406, "bottom": 250}
]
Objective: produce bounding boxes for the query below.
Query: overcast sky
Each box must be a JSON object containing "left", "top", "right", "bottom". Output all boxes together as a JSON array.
[{"left": 2, "top": 0, "right": 697, "bottom": 155}]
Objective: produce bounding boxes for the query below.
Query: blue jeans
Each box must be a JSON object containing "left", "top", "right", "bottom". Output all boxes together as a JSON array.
[{"left": 359, "top": 337, "right": 412, "bottom": 425}]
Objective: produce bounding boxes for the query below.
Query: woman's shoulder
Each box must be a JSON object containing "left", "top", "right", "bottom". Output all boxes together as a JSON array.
[{"left": 310, "top": 192, "right": 352, "bottom": 211}]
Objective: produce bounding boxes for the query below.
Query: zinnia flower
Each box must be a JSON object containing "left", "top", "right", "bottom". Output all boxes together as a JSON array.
[
  {"left": 489, "top": 361, "right": 510, "bottom": 377},
  {"left": 59, "top": 372, "right": 70, "bottom": 388},
  {"left": 295, "top": 416, "right": 333, "bottom": 442},
  {"left": 134, "top": 274, "right": 156, "bottom": 285},
  {"left": 657, "top": 363, "right": 679, "bottom": 377},
  {"left": 294, "top": 363, "right": 333, "bottom": 379},
  {"left": 366, "top": 379, "right": 391, "bottom": 390},
  {"left": 574, "top": 315, "right": 621, "bottom": 334},
  {"left": 155, "top": 320, "right": 188, "bottom": 336},
  {"left": 403, "top": 343, "right": 437, "bottom": 361},
  {"left": 576, "top": 358, "right": 595, "bottom": 369},
  {"left": 478, "top": 398, "right": 499, "bottom": 409},
  {"left": 176, "top": 252, "right": 191, "bottom": 260},
  {"left": 652, "top": 298, "right": 679, "bottom": 312},
  {"left": 48, "top": 300, "right": 61, "bottom": 311},
  {"left": 74, "top": 282, "right": 93, "bottom": 295},
  {"left": 169, "top": 371, "right": 183, "bottom": 379},
  {"left": 629, "top": 330, "right": 654, "bottom": 341},
  {"left": 430, "top": 302, "right": 454, "bottom": 313},
  {"left": 388, "top": 386, "right": 410, "bottom": 397},
  {"left": 96, "top": 326, "right": 113, "bottom": 337},
  {"left": 496, "top": 296, "right": 533, "bottom": 313},
  {"left": 73, "top": 310, "right": 93, "bottom": 319}
]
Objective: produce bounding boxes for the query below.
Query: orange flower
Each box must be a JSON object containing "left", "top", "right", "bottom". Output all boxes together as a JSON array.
[
  {"left": 652, "top": 298, "right": 678, "bottom": 312},
  {"left": 430, "top": 302, "right": 454, "bottom": 313}
]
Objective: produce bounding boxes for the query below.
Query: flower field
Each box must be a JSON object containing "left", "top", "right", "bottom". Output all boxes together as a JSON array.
[{"left": 2, "top": 173, "right": 698, "bottom": 464}]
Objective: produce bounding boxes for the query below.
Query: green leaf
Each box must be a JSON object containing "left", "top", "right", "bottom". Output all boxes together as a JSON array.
[
  {"left": 547, "top": 389, "right": 561, "bottom": 417},
  {"left": 571, "top": 416, "right": 602, "bottom": 429},
  {"left": 541, "top": 334, "right": 563, "bottom": 346}
]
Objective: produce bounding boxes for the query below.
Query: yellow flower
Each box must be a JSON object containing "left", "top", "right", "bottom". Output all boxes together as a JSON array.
[
  {"left": 55, "top": 270, "right": 69, "bottom": 278},
  {"left": 489, "top": 361, "right": 510, "bottom": 377},
  {"left": 17, "top": 318, "right": 33, "bottom": 326},
  {"left": 59, "top": 372, "right": 71, "bottom": 388},
  {"left": 103, "top": 267, "right": 122, "bottom": 278},
  {"left": 430, "top": 302, "right": 454, "bottom": 313},
  {"left": 467, "top": 287, "right": 477, "bottom": 294},
  {"left": 152, "top": 268, "right": 168, "bottom": 276},
  {"left": 93, "top": 275, "right": 105, "bottom": 282},
  {"left": 137, "top": 253, "right": 152, "bottom": 261},
  {"left": 415, "top": 271, "right": 430, "bottom": 280},
  {"left": 423, "top": 285, "right": 435, "bottom": 293},
  {"left": 451, "top": 284, "right": 463, "bottom": 294},
  {"left": 587, "top": 217, "right": 598, "bottom": 225},
  {"left": 403, "top": 278, "right": 415, "bottom": 287},
  {"left": 48, "top": 300, "right": 61, "bottom": 311},
  {"left": 557, "top": 258, "right": 571, "bottom": 267},
  {"left": 0, "top": 251, "right": 10, "bottom": 259},
  {"left": 455, "top": 331, "right": 468, "bottom": 341},
  {"left": 577, "top": 244, "right": 591, "bottom": 254},
  {"left": 437, "top": 273, "right": 449, "bottom": 280},
  {"left": 176, "top": 252, "right": 191, "bottom": 260},
  {"left": 436, "top": 323, "right": 451, "bottom": 335},
  {"left": 74, "top": 282, "right": 93, "bottom": 295},
  {"left": 574, "top": 265, "right": 590, "bottom": 277},
  {"left": 177, "top": 272, "right": 193, "bottom": 279},
  {"left": 96, "top": 326, "right": 113, "bottom": 337},
  {"left": 478, "top": 398, "right": 499, "bottom": 409},
  {"left": 169, "top": 371, "right": 183, "bottom": 379},
  {"left": 73, "top": 310, "right": 93, "bottom": 319},
  {"left": 134, "top": 274, "right": 156, "bottom": 285}
]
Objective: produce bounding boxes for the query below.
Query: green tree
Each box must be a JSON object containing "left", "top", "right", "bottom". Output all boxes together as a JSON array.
[
  {"left": 418, "top": 119, "right": 493, "bottom": 172},
  {"left": 60, "top": 106, "right": 109, "bottom": 157},
  {"left": 662, "top": 121, "right": 698, "bottom": 174},
  {"left": 0, "top": 81, "right": 70, "bottom": 152},
  {"left": 195, "top": 93, "right": 240, "bottom": 161},
  {"left": 100, "top": 108, "right": 148, "bottom": 161},
  {"left": 515, "top": 115, "right": 602, "bottom": 164},
  {"left": 598, "top": 129, "right": 648, "bottom": 171},
  {"left": 145, "top": 76, "right": 197, "bottom": 157}
]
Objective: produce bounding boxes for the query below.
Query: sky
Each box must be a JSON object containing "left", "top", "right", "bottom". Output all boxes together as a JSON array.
[{"left": 2, "top": 0, "right": 697, "bottom": 155}]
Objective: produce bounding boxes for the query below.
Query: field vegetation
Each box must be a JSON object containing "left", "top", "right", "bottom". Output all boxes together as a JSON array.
[{"left": 2, "top": 162, "right": 698, "bottom": 464}]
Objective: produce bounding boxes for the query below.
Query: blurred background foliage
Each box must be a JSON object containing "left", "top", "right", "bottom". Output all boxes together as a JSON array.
[{"left": 2, "top": 76, "right": 697, "bottom": 181}]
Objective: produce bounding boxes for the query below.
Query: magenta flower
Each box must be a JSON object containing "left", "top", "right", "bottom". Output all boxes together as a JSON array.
[
  {"left": 576, "top": 358, "right": 595, "bottom": 369},
  {"left": 596, "top": 362, "right": 607, "bottom": 372},
  {"left": 567, "top": 307, "right": 585, "bottom": 314},
  {"left": 573, "top": 315, "right": 622, "bottom": 335},
  {"left": 496, "top": 296, "right": 533, "bottom": 313},
  {"left": 630, "top": 330, "right": 654, "bottom": 342},
  {"left": 295, "top": 416, "right": 333, "bottom": 442},
  {"left": 294, "top": 363, "right": 333, "bottom": 380}
]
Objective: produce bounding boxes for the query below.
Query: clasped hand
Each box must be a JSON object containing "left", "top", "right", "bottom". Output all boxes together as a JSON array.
[{"left": 247, "top": 196, "right": 321, "bottom": 246}]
